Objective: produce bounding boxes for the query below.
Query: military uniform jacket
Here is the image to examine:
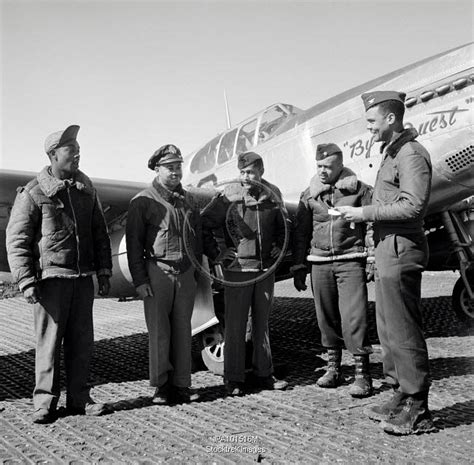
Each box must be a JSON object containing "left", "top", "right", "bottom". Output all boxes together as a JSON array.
[
  {"left": 293, "top": 167, "right": 373, "bottom": 265},
  {"left": 6, "top": 167, "right": 112, "bottom": 291},
  {"left": 201, "top": 179, "right": 286, "bottom": 271},
  {"left": 362, "top": 128, "right": 432, "bottom": 238},
  {"left": 126, "top": 178, "right": 202, "bottom": 287}
]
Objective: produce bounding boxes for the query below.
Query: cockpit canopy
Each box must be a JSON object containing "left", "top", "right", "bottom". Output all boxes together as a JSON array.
[{"left": 190, "top": 103, "right": 300, "bottom": 174}]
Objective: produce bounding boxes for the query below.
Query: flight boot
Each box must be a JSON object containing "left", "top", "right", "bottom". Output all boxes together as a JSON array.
[
  {"left": 254, "top": 375, "right": 288, "bottom": 391},
  {"left": 382, "top": 391, "right": 437, "bottom": 435},
  {"left": 349, "top": 354, "right": 373, "bottom": 398},
  {"left": 225, "top": 380, "right": 245, "bottom": 397},
  {"left": 152, "top": 382, "right": 171, "bottom": 405},
  {"left": 317, "top": 348, "right": 343, "bottom": 388},
  {"left": 170, "top": 387, "right": 201, "bottom": 404}
]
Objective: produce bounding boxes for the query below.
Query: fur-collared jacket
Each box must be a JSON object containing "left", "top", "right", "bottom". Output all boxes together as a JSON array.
[
  {"left": 6, "top": 167, "right": 112, "bottom": 291},
  {"left": 201, "top": 179, "right": 286, "bottom": 271},
  {"left": 292, "top": 167, "right": 373, "bottom": 265}
]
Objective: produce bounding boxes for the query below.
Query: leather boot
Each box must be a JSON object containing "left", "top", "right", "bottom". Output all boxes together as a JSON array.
[
  {"left": 317, "top": 348, "right": 343, "bottom": 388},
  {"left": 382, "top": 391, "right": 437, "bottom": 435},
  {"left": 349, "top": 354, "right": 373, "bottom": 398},
  {"left": 365, "top": 388, "right": 406, "bottom": 422}
]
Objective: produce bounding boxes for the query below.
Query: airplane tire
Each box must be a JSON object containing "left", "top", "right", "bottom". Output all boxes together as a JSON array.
[
  {"left": 452, "top": 276, "right": 474, "bottom": 321},
  {"left": 200, "top": 324, "right": 224, "bottom": 376}
]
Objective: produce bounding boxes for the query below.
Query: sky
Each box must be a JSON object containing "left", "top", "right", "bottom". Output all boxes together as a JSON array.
[{"left": 1, "top": 0, "right": 472, "bottom": 183}]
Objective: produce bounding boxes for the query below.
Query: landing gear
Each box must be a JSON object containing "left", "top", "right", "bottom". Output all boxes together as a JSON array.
[
  {"left": 452, "top": 276, "right": 474, "bottom": 321},
  {"left": 440, "top": 209, "right": 474, "bottom": 321}
]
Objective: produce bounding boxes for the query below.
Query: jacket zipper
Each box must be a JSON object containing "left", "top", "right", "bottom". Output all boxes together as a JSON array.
[
  {"left": 66, "top": 186, "right": 81, "bottom": 274},
  {"left": 176, "top": 204, "right": 182, "bottom": 259},
  {"left": 256, "top": 203, "right": 264, "bottom": 270},
  {"left": 329, "top": 189, "right": 335, "bottom": 256}
]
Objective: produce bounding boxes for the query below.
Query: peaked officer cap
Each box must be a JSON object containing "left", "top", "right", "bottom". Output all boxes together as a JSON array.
[{"left": 148, "top": 144, "right": 183, "bottom": 170}]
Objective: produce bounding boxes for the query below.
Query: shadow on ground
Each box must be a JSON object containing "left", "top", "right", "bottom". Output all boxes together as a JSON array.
[{"left": 1, "top": 295, "right": 472, "bottom": 403}]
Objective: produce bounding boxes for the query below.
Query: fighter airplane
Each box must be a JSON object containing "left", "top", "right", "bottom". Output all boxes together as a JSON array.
[{"left": 1, "top": 43, "right": 473, "bottom": 374}]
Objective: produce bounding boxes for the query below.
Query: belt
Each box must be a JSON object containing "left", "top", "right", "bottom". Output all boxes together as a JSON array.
[{"left": 147, "top": 258, "right": 190, "bottom": 274}]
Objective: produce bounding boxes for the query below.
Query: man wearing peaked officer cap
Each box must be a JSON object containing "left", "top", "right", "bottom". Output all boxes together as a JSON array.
[
  {"left": 126, "top": 143, "right": 202, "bottom": 405},
  {"left": 201, "top": 150, "right": 288, "bottom": 395},
  {"left": 6, "top": 125, "right": 112, "bottom": 423},
  {"left": 337, "top": 91, "right": 435, "bottom": 435},
  {"left": 147, "top": 144, "right": 183, "bottom": 170},
  {"left": 292, "top": 142, "right": 374, "bottom": 398}
]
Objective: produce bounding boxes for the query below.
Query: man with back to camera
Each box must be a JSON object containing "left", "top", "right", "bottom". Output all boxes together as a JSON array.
[
  {"left": 6, "top": 125, "right": 112, "bottom": 424},
  {"left": 126, "top": 144, "right": 202, "bottom": 405},
  {"left": 201, "top": 151, "right": 288, "bottom": 396},
  {"left": 291, "top": 143, "right": 374, "bottom": 398},
  {"left": 338, "top": 91, "right": 436, "bottom": 435}
]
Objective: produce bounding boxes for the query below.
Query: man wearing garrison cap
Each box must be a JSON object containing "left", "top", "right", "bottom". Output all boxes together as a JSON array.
[
  {"left": 126, "top": 144, "right": 202, "bottom": 405},
  {"left": 338, "top": 91, "right": 434, "bottom": 435},
  {"left": 6, "top": 125, "right": 112, "bottom": 423},
  {"left": 291, "top": 143, "right": 374, "bottom": 398},
  {"left": 202, "top": 151, "right": 288, "bottom": 395}
]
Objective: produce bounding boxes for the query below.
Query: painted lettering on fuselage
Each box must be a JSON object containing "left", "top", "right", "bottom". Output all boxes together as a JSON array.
[{"left": 343, "top": 105, "right": 469, "bottom": 160}]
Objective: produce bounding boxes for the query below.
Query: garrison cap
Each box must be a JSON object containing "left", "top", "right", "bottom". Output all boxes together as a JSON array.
[
  {"left": 316, "top": 143, "right": 342, "bottom": 161},
  {"left": 361, "top": 91, "right": 406, "bottom": 111},
  {"left": 44, "top": 125, "right": 80, "bottom": 154},
  {"left": 148, "top": 144, "right": 183, "bottom": 170},
  {"left": 237, "top": 151, "right": 263, "bottom": 169}
]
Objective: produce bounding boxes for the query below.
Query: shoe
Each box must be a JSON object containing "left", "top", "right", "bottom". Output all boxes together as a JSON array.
[
  {"left": 66, "top": 400, "right": 109, "bottom": 416},
  {"left": 152, "top": 383, "right": 171, "bottom": 405},
  {"left": 170, "top": 387, "right": 200, "bottom": 404},
  {"left": 84, "top": 401, "right": 109, "bottom": 416},
  {"left": 317, "top": 369, "right": 344, "bottom": 388},
  {"left": 317, "top": 348, "right": 343, "bottom": 388},
  {"left": 225, "top": 381, "right": 245, "bottom": 396},
  {"left": 32, "top": 408, "right": 56, "bottom": 424},
  {"left": 255, "top": 375, "right": 288, "bottom": 391},
  {"left": 381, "top": 394, "right": 437, "bottom": 435},
  {"left": 349, "top": 376, "right": 373, "bottom": 398},
  {"left": 365, "top": 390, "right": 406, "bottom": 422}
]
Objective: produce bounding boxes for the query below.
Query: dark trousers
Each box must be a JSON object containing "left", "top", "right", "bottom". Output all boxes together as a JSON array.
[
  {"left": 375, "top": 234, "right": 430, "bottom": 395},
  {"left": 310, "top": 260, "right": 371, "bottom": 354},
  {"left": 33, "top": 276, "right": 94, "bottom": 411},
  {"left": 223, "top": 271, "right": 275, "bottom": 382},
  {"left": 144, "top": 262, "right": 196, "bottom": 388}
]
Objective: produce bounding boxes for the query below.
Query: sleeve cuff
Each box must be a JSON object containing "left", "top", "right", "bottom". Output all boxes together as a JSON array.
[
  {"left": 289, "top": 264, "right": 308, "bottom": 274},
  {"left": 97, "top": 269, "right": 112, "bottom": 277}
]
